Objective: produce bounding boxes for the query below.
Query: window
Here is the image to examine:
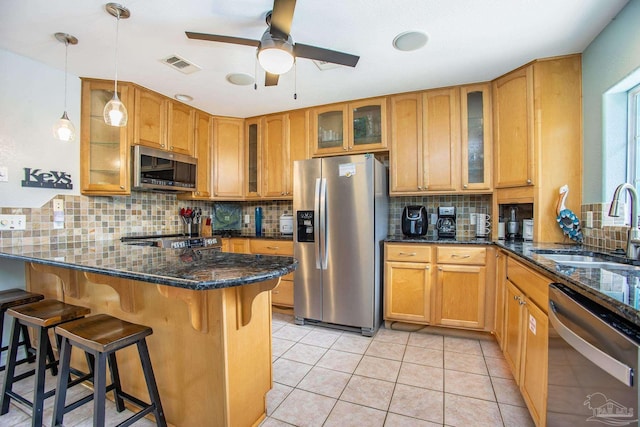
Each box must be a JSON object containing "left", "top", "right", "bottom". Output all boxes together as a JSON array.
[{"left": 628, "top": 83, "right": 640, "bottom": 188}]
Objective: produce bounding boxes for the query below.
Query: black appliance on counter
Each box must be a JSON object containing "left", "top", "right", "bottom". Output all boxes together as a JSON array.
[
  {"left": 436, "top": 206, "right": 456, "bottom": 239},
  {"left": 402, "top": 206, "right": 428, "bottom": 237}
]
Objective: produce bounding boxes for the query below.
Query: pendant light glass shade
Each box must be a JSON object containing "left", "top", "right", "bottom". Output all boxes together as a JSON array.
[
  {"left": 104, "top": 3, "right": 130, "bottom": 127},
  {"left": 103, "top": 93, "right": 128, "bottom": 126},
  {"left": 53, "top": 111, "right": 76, "bottom": 142},
  {"left": 53, "top": 33, "right": 77, "bottom": 142}
]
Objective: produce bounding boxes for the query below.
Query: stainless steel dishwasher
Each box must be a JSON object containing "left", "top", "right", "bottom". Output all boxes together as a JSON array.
[{"left": 547, "top": 283, "right": 639, "bottom": 426}]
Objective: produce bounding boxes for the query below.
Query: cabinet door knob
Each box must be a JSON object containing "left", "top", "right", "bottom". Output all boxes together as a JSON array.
[
  {"left": 425, "top": 266, "right": 430, "bottom": 270},
  {"left": 526, "top": 179, "right": 532, "bottom": 185},
  {"left": 343, "top": 147, "right": 348, "bottom": 151},
  {"left": 438, "top": 267, "right": 443, "bottom": 271},
  {"left": 417, "top": 186, "right": 422, "bottom": 190},
  {"left": 120, "top": 185, "right": 125, "bottom": 189},
  {"left": 463, "top": 184, "right": 468, "bottom": 189},
  {"left": 513, "top": 295, "right": 519, "bottom": 301}
]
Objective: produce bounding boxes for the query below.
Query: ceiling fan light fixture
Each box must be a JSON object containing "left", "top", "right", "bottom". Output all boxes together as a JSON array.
[
  {"left": 393, "top": 31, "right": 428, "bottom": 52},
  {"left": 257, "top": 30, "right": 294, "bottom": 75}
]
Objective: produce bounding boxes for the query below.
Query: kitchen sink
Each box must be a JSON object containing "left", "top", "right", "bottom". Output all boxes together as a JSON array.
[{"left": 533, "top": 251, "right": 640, "bottom": 271}]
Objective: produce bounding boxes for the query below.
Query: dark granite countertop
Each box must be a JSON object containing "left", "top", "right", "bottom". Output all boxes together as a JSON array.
[
  {"left": 0, "top": 241, "right": 297, "bottom": 290},
  {"left": 495, "top": 241, "right": 640, "bottom": 328},
  {"left": 217, "top": 233, "right": 294, "bottom": 241}
]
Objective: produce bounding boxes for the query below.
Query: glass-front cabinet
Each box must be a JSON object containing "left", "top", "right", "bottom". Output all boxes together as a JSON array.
[
  {"left": 460, "top": 83, "right": 492, "bottom": 191},
  {"left": 311, "top": 98, "right": 387, "bottom": 156},
  {"left": 80, "top": 78, "right": 132, "bottom": 195},
  {"left": 245, "top": 118, "right": 261, "bottom": 198}
]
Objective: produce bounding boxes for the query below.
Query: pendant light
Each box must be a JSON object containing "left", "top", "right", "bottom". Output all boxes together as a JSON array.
[
  {"left": 52, "top": 33, "right": 78, "bottom": 142},
  {"left": 103, "top": 3, "right": 130, "bottom": 127}
]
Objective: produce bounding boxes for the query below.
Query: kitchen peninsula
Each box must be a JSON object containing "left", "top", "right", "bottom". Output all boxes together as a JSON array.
[{"left": 0, "top": 242, "right": 298, "bottom": 427}]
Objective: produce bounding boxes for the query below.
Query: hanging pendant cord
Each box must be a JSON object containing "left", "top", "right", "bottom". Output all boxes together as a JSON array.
[
  {"left": 294, "top": 61, "right": 297, "bottom": 100},
  {"left": 63, "top": 40, "right": 69, "bottom": 111},
  {"left": 113, "top": 10, "right": 120, "bottom": 94},
  {"left": 254, "top": 53, "right": 258, "bottom": 90}
]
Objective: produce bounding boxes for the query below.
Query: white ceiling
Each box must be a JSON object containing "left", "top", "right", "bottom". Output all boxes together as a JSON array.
[{"left": 0, "top": 0, "right": 629, "bottom": 118}]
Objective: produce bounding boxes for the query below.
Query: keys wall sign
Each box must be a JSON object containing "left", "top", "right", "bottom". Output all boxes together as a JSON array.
[{"left": 21, "top": 167, "right": 73, "bottom": 189}]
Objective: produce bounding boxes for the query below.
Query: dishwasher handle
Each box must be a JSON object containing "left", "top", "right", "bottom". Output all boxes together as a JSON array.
[{"left": 549, "top": 299, "right": 633, "bottom": 387}]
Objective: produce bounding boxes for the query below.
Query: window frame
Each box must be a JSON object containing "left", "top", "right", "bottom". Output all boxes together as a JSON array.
[{"left": 628, "top": 83, "right": 640, "bottom": 188}]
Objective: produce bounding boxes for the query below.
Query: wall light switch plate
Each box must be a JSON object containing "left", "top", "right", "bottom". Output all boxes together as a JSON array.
[
  {"left": 585, "top": 211, "right": 593, "bottom": 228},
  {"left": 53, "top": 199, "right": 64, "bottom": 212},
  {"left": 0, "top": 214, "right": 26, "bottom": 231},
  {"left": 244, "top": 214, "right": 250, "bottom": 224}
]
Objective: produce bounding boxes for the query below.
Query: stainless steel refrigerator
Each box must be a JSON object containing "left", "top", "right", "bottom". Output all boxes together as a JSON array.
[{"left": 293, "top": 154, "right": 388, "bottom": 336}]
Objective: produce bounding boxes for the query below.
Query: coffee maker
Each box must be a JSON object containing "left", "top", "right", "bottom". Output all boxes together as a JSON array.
[{"left": 436, "top": 206, "right": 456, "bottom": 239}]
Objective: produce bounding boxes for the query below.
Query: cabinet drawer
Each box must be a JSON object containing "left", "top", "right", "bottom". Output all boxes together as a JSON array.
[
  {"left": 386, "top": 244, "right": 431, "bottom": 263},
  {"left": 437, "top": 246, "right": 486, "bottom": 265},
  {"left": 272, "top": 279, "right": 294, "bottom": 307},
  {"left": 507, "top": 258, "right": 549, "bottom": 312},
  {"left": 249, "top": 239, "right": 293, "bottom": 255}
]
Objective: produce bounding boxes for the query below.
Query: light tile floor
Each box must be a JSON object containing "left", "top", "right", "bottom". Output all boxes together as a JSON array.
[
  {"left": 262, "top": 313, "right": 535, "bottom": 427},
  {"left": 0, "top": 314, "right": 534, "bottom": 427}
]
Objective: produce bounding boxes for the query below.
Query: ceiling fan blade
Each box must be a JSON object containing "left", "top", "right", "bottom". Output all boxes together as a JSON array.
[
  {"left": 294, "top": 43, "right": 359, "bottom": 67},
  {"left": 265, "top": 72, "right": 280, "bottom": 86},
  {"left": 270, "top": 0, "right": 296, "bottom": 36},
  {"left": 185, "top": 31, "right": 259, "bottom": 47}
]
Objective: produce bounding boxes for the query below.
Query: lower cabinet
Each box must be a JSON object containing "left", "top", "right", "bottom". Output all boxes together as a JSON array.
[
  {"left": 502, "top": 257, "right": 549, "bottom": 427},
  {"left": 384, "top": 243, "right": 432, "bottom": 323},
  {"left": 383, "top": 243, "right": 492, "bottom": 331},
  {"left": 434, "top": 246, "right": 487, "bottom": 329}
]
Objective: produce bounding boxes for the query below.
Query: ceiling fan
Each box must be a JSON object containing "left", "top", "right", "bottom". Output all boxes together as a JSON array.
[{"left": 185, "top": 0, "right": 360, "bottom": 87}]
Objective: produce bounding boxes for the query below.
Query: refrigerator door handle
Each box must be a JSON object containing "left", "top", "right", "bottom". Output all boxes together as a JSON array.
[
  {"left": 314, "top": 178, "right": 321, "bottom": 269},
  {"left": 319, "top": 178, "right": 328, "bottom": 270}
]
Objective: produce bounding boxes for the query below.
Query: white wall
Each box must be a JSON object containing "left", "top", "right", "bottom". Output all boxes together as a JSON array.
[
  {"left": 0, "top": 48, "right": 81, "bottom": 208},
  {"left": 582, "top": 0, "right": 640, "bottom": 203}
]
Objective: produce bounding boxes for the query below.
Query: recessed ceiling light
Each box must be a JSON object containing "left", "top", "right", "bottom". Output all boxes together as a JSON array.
[
  {"left": 226, "top": 73, "right": 255, "bottom": 86},
  {"left": 174, "top": 94, "right": 193, "bottom": 102},
  {"left": 393, "top": 31, "right": 428, "bottom": 52}
]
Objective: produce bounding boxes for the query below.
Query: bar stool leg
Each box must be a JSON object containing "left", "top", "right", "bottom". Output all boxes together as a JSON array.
[
  {"left": 137, "top": 339, "right": 167, "bottom": 427},
  {"left": 107, "top": 352, "right": 125, "bottom": 412},
  {"left": 32, "top": 326, "right": 49, "bottom": 427},
  {"left": 0, "top": 317, "right": 21, "bottom": 415},
  {"left": 20, "top": 324, "right": 36, "bottom": 364},
  {"left": 52, "top": 336, "right": 73, "bottom": 427},
  {"left": 93, "top": 352, "right": 107, "bottom": 427}
]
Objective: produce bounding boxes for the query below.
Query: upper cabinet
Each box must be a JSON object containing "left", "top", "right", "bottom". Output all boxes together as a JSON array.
[
  {"left": 461, "top": 84, "right": 492, "bottom": 191},
  {"left": 179, "top": 111, "right": 213, "bottom": 200},
  {"left": 311, "top": 98, "right": 388, "bottom": 156},
  {"left": 492, "top": 54, "right": 582, "bottom": 242},
  {"left": 133, "top": 87, "right": 195, "bottom": 156},
  {"left": 80, "top": 78, "right": 133, "bottom": 195},
  {"left": 261, "top": 114, "right": 289, "bottom": 198},
  {"left": 390, "top": 86, "right": 492, "bottom": 195},
  {"left": 212, "top": 117, "right": 244, "bottom": 200}
]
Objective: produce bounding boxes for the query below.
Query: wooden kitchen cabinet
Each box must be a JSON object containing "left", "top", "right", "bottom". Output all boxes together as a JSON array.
[
  {"left": 311, "top": 98, "right": 387, "bottom": 156},
  {"left": 133, "top": 87, "right": 195, "bottom": 155},
  {"left": 494, "top": 249, "right": 508, "bottom": 349},
  {"left": 492, "top": 54, "right": 582, "bottom": 242},
  {"left": 245, "top": 118, "right": 261, "bottom": 198},
  {"left": 503, "top": 256, "right": 549, "bottom": 427},
  {"left": 179, "top": 111, "right": 212, "bottom": 200},
  {"left": 80, "top": 78, "right": 133, "bottom": 195},
  {"left": 390, "top": 85, "right": 490, "bottom": 195},
  {"left": 261, "top": 114, "right": 290, "bottom": 198},
  {"left": 249, "top": 240, "right": 294, "bottom": 307},
  {"left": 460, "top": 83, "right": 492, "bottom": 191},
  {"left": 228, "top": 238, "right": 250, "bottom": 254},
  {"left": 212, "top": 118, "right": 244, "bottom": 200},
  {"left": 384, "top": 243, "right": 432, "bottom": 323},
  {"left": 434, "top": 246, "right": 487, "bottom": 329}
]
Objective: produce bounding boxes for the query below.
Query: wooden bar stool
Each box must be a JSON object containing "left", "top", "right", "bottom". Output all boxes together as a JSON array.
[
  {"left": 52, "top": 314, "right": 167, "bottom": 427},
  {"left": 0, "top": 289, "right": 44, "bottom": 371},
  {"left": 0, "top": 299, "right": 91, "bottom": 427}
]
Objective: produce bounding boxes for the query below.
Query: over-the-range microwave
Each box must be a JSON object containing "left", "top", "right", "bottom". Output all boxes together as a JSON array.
[{"left": 132, "top": 145, "right": 197, "bottom": 192}]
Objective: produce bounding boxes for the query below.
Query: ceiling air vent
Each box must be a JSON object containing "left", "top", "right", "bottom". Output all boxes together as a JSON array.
[
  {"left": 161, "top": 55, "right": 202, "bottom": 74},
  {"left": 312, "top": 60, "right": 341, "bottom": 71}
]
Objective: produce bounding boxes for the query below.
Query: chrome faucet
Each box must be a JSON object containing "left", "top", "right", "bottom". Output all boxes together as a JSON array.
[{"left": 608, "top": 183, "right": 640, "bottom": 258}]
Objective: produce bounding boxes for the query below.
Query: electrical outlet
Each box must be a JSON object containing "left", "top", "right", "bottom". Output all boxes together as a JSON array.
[
  {"left": 585, "top": 211, "right": 593, "bottom": 228},
  {"left": 53, "top": 199, "right": 64, "bottom": 212},
  {"left": 244, "top": 214, "right": 250, "bottom": 224},
  {"left": 0, "top": 214, "right": 26, "bottom": 231}
]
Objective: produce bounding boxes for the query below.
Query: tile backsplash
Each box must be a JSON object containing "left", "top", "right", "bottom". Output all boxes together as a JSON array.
[
  {"left": 1, "top": 192, "right": 494, "bottom": 247},
  {"left": 581, "top": 202, "right": 631, "bottom": 252}
]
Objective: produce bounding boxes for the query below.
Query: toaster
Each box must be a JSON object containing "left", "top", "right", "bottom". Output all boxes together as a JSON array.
[{"left": 402, "top": 206, "right": 428, "bottom": 237}]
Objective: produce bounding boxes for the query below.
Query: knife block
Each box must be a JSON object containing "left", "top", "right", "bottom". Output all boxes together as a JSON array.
[{"left": 201, "top": 223, "right": 212, "bottom": 237}]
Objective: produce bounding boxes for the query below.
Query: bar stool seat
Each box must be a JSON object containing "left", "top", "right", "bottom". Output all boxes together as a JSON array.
[
  {"left": 0, "top": 299, "right": 91, "bottom": 427},
  {"left": 53, "top": 314, "right": 167, "bottom": 427},
  {"left": 0, "top": 289, "right": 44, "bottom": 371}
]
